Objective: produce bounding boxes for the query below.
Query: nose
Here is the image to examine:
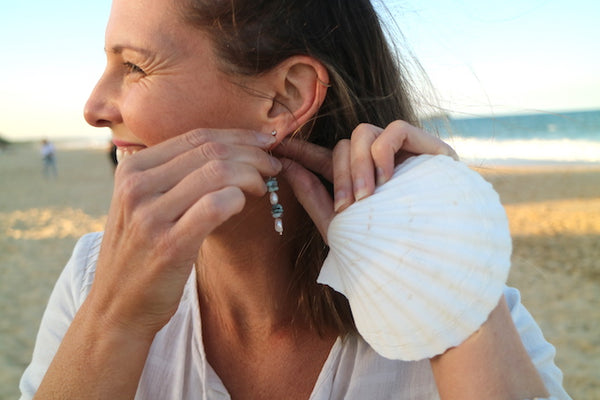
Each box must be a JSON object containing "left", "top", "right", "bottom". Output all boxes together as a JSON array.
[{"left": 83, "top": 73, "right": 122, "bottom": 128}]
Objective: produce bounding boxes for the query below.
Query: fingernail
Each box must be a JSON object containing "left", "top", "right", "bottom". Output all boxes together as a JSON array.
[
  {"left": 450, "top": 150, "right": 460, "bottom": 161},
  {"left": 258, "top": 133, "right": 277, "bottom": 146},
  {"left": 354, "top": 178, "right": 369, "bottom": 201},
  {"left": 376, "top": 167, "right": 387, "bottom": 186},
  {"left": 334, "top": 190, "right": 349, "bottom": 212},
  {"left": 270, "top": 156, "right": 282, "bottom": 170}
]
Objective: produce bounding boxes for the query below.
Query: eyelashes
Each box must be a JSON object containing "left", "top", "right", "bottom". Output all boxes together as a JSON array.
[{"left": 123, "top": 61, "right": 146, "bottom": 75}]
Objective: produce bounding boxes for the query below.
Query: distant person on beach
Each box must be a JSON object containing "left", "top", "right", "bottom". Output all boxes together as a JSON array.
[
  {"left": 20, "top": 1, "right": 569, "bottom": 399},
  {"left": 40, "top": 139, "right": 57, "bottom": 179}
]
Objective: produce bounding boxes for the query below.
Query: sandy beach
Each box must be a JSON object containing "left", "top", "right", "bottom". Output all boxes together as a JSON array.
[{"left": 1, "top": 144, "right": 598, "bottom": 399}]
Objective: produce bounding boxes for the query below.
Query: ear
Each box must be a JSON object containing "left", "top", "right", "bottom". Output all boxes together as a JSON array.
[{"left": 259, "top": 56, "right": 329, "bottom": 141}]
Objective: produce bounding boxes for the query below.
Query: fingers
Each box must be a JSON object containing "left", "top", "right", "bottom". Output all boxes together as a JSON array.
[
  {"left": 112, "top": 129, "right": 282, "bottom": 210},
  {"left": 328, "top": 121, "right": 457, "bottom": 212},
  {"left": 93, "top": 129, "right": 282, "bottom": 333},
  {"left": 274, "top": 137, "right": 354, "bottom": 213},
  {"left": 276, "top": 120, "right": 458, "bottom": 239},
  {"left": 171, "top": 186, "right": 246, "bottom": 248},
  {"left": 120, "top": 128, "right": 277, "bottom": 172},
  {"left": 153, "top": 161, "right": 269, "bottom": 222},
  {"left": 145, "top": 142, "right": 282, "bottom": 194},
  {"left": 280, "top": 158, "right": 335, "bottom": 243},
  {"left": 106, "top": 127, "right": 285, "bottom": 275},
  {"left": 273, "top": 138, "right": 333, "bottom": 182},
  {"left": 371, "top": 120, "right": 459, "bottom": 185},
  {"left": 349, "top": 124, "right": 382, "bottom": 201},
  {"left": 332, "top": 140, "right": 354, "bottom": 212}
]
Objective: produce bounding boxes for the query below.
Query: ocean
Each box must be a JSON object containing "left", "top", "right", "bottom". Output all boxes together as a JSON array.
[
  {"left": 15, "top": 109, "right": 599, "bottom": 166},
  {"left": 423, "top": 109, "right": 600, "bottom": 165}
]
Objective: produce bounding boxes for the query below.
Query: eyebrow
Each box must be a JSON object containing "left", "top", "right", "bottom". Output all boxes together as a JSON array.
[{"left": 105, "top": 45, "right": 154, "bottom": 57}]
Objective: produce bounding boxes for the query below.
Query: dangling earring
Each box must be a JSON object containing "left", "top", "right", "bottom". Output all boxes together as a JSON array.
[{"left": 267, "top": 130, "right": 283, "bottom": 235}]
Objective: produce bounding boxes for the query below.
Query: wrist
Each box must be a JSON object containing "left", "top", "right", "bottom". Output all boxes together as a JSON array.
[
  {"left": 83, "top": 286, "right": 161, "bottom": 344},
  {"left": 430, "top": 297, "right": 550, "bottom": 399}
]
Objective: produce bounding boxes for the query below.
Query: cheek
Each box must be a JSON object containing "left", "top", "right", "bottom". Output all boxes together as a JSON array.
[
  {"left": 121, "top": 89, "right": 192, "bottom": 145},
  {"left": 120, "top": 79, "right": 259, "bottom": 145}
]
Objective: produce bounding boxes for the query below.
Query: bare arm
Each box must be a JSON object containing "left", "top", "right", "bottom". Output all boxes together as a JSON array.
[
  {"left": 430, "top": 296, "right": 550, "bottom": 400},
  {"left": 33, "top": 296, "right": 154, "bottom": 399}
]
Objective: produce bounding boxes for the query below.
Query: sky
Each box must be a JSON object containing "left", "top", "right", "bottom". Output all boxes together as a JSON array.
[{"left": 0, "top": 0, "right": 598, "bottom": 142}]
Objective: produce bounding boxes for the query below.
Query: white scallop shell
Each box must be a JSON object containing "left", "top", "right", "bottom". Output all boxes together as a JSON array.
[{"left": 318, "top": 155, "right": 512, "bottom": 361}]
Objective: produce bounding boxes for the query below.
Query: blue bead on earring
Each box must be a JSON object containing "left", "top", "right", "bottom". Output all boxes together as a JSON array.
[{"left": 267, "top": 130, "right": 283, "bottom": 235}]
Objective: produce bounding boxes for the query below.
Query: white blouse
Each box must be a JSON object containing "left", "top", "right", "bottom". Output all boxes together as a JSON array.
[{"left": 19, "top": 232, "right": 571, "bottom": 399}]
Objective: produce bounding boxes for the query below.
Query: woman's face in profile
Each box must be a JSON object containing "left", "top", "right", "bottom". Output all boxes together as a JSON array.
[{"left": 84, "top": 0, "right": 263, "bottom": 150}]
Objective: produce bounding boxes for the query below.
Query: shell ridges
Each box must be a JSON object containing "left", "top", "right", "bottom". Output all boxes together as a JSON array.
[{"left": 318, "top": 155, "right": 512, "bottom": 361}]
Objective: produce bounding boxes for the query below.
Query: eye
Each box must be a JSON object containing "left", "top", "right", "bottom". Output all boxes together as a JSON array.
[{"left": 123, "top": 61, "right": 146, "bottom": 75}]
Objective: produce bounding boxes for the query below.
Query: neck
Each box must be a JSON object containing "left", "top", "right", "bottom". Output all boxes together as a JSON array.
[{"left": 195, "top": 189, "right": 308, "bottom": 342}]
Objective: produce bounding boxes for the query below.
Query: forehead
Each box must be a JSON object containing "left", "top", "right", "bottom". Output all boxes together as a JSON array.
[{"left": 105, "top": 0, "right": 188, "bottom": 50}]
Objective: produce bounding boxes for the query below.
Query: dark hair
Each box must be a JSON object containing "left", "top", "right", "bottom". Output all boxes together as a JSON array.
[{"left": 180, "top": 0, "right": 419, "bottom": 335}]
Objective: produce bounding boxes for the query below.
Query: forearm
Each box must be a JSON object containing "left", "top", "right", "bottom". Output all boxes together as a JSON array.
[
  {"left": 33, "top": 296, "right": 154, "bottom": 400},
  {"left": 430, "top": 296, "right": 549, "bottom": 400}
]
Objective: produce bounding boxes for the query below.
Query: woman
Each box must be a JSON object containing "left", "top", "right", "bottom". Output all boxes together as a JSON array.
[{"left": 20, "top": 0, "right": 568, "bottom": 399}]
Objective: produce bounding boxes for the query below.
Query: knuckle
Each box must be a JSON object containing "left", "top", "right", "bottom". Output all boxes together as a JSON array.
[
  {"left": 199, "top": 141, "right": 229, "bottom": 160},
  {"left": 370, "top": 138, "right": 388, "bottom": 154},
  {"left": 183, "top": 128, "right": 211, "bottom": 147},
  {"left": 115, "top": 172, "right": 146, "bottom": 207},
  {"left": 333, "top": 139, "right": 351, "bottom": 154},
  {"left": 386, "top": 120, "right": 410, "bottom": 138},
  {"left": 131, "top": 208, "right": 159, "bottom": 235},
  {"left": 201, "top": 189, "right": 245, "bottom": 222},
  {"left": 351, "top": 122, "right": 375, "bottom": 139},
  {"left": 204, "top": 160, "right": 233, "bottom": 181},
  {"left": 201, "top": 194, "right": 227, "bottom": 218}
]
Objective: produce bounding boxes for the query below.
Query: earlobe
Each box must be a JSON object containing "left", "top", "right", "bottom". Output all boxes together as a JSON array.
[{"left": 265, "top": 56, "right": 329, "bottom": 140}]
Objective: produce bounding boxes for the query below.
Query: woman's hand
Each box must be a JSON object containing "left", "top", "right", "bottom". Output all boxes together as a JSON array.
[
  {"left": 89, "top": 129, "right": 281, "bottom": 338},
  {"left": 35, "top": 128, "right": 282, "bottom": 399},
  {"left": 277, "top": 121, "right": 457, "bottom": 241}
]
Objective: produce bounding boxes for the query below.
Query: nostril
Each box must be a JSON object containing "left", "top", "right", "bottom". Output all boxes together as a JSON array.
[
  {"left": 95, "top": 119, "right": 112, "bottom": 128},
  {"left": 84, "top": 105, "right": 111, "bottom": 127}
]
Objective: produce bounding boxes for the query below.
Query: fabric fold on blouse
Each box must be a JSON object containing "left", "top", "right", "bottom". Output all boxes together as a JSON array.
[{"left": 19, "top": 232, "right": 571, "bottom": 399}]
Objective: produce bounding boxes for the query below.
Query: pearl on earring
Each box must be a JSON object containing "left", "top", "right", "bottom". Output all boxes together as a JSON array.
[{"left": 267, "top": 130, "right": 283, "bottom": 235}]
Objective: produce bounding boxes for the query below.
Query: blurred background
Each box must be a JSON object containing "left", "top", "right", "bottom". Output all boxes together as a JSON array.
[{"left": 1, "top": 1, "right": 598, "bottom": 399}]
